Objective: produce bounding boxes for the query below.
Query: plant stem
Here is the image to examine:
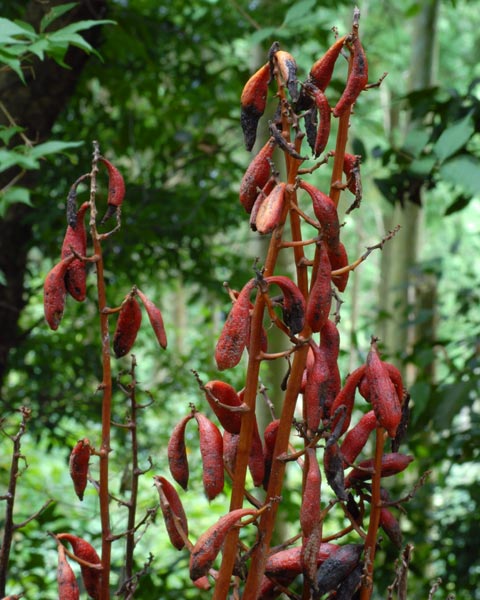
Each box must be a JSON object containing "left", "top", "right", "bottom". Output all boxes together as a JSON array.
[
  {"left": 90, "top": 141, "right": 112, "bottom": 600},
  {"left": 360, "top": 426, "right": 385, "bottom": 600},
  {"left": 0, "top": 407, "right": 31, "bottom": 596},
  {"left": 124, "top": 358, "right": 140, "bottom": 582}
]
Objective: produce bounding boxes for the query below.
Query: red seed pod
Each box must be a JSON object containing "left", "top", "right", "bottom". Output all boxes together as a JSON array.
[
  {"left": 301, "top": 448, "right": 321, "bottom": 538},
  {"left": 215, "top": 278, "right": 256, "bottom": 370},
  {"left": 99, "top": 156, "right": 125, "bottom": 223},
  {"left": 194, "top": 412, "right": 225, "bottom": 501},
  {"left": 204, "top": 380, "right": 242, "bottom": 434},
  {"left": 333, "top": 36, "right": 368, "bottom": 118},
  {"left": 239, "top": 138, "right": 276, "bottom": 213},
  {"left": 304, "top": 339, "right": 330, "bottom": 431},
  {"left": 189, "top": 508, "right": 256, "bottom": 581},
  {"left": 249, "top": 418, "right": 266, "bottom": 488},
  {"left": 43, "top": 256, "right": 74, "bottom": 330},
  {"left": 167, "top": 413, "right": 194, "bottom": 490},
  {"left": 265, "top": 543, "right": 339, "bottom": 577},
  {"left": 265, "top": 274, "right": 306, "bottom": 335},
  {"left": 345, "top": 453, "right": 414, "bottom": 487},
  {"left": 379, "top": 507, "right": 403, "bottom": 548},
  {"left": 253, "top": 181, "right": 287, "bottom": 235},
  {"left": 323, "top": 441, "right": 347, "bottom": 500},
  {"left": 309, "top": 35, "right": 347, "bottom": 91},
  {"left": 57, "top": 543, "right": 80, "bottom": 600},
  {"left": 330, "top": 365, "right": 367, "bottom": 436},
  {"left": 113, "top": 294, "right": 142, "bottom": 358},
  {"left": 314, "top": 543, "right": 363, "bottom": 598},
  {"left": 249, "top": 177, "right": 275, "bottom": 231},
  {"left": 306, "top": 244, "right": 333, "bottom": 333},
  {"left": 192, "top": 575, "right": 212, "bottom": 591},
  {"left": 320, "top": 320, "right": 341, "bottom": 403},
  {"left": 366, "top": 340, "right": 402, "bottom": 438},
  {"left": 298, "top": 179, "right": 340, "bottom": 250},
  {"left": 328, "top": 242, "right": 349, "bottom": 292},
  {"left": 69, "top": 438, "right": 92, "bottom": 501},
  {"left": 359, "top": 361, "right": 404, "bottom": 404},
  {"left": 153, "top": 475, "right": 189, "bottom": 550},
  {"left": 343, "top": 153, "right": 361, "bottom": 195},
  {"left": 61, "top": 201, "right": 89, "bottom": 302},
  {"left": 56, "top": 533, "right": 101, "bottom": 599},
  {"left": 223, "top": 430, "right": 238, "bottom": 474},
  {"left": 273, "top": 50, "right": 298, "bottom": 101},
  {"left": 136, "top": 289, "right": 167, "bottom": 349},
  {"left": 340, "top": 410, "right": 377, "bottom": 467},
  {"left": 263, "top": 419, "right": 280, "bottom": 489},
  {"left": 304, "top": 83, "right": 332, "bottom": 157},
  {"left": 241, "top": 62, "right": 270, "bottom": 151}
]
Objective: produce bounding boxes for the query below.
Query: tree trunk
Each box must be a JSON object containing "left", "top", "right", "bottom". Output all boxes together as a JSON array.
[
  {"left": 0, "top": 0, "right": 108, "bottom": 392},
  {"left": 379, "top": 0, "right": 440, "bottom": 383}
]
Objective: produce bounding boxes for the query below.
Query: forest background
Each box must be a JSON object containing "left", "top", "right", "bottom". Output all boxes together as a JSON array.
[{"left": 0, "top": 0, "right": 479, "bottom": 598}]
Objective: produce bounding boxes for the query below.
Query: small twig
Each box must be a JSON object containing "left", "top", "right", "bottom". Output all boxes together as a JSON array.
[{"left": 13, "top": 499, "right": 54, "bottom": 531}]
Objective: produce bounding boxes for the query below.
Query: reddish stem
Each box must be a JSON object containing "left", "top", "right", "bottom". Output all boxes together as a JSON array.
[{"left": 90, "top": 141, "right": 113, "bottom": 600}]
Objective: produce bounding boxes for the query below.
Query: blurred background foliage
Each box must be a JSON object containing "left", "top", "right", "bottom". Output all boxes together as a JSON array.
[{"left": 0, "top": 0, "right": 479, "bottom": 597}]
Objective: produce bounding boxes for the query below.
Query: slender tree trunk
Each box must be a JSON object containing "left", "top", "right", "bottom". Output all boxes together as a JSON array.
[
  {"left": 0, "top": 0, "right": 108, "bottom": 393},
  {"left": 379, "top": 0, "right": 440, "bottom": 383}
]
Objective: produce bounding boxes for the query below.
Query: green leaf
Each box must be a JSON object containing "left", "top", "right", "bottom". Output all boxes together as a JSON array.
[
  {"left": 28, "top": 140, "right": 83, "bottom": 159},
  {"left": 27, "top": 38, "right": 50, "bottom": 61},
  {"left": 0, "top": 149, "right": 39, "bottom": 173},
  {"left": 444, "top": 194, "right": 471, "bottom": 215},
  {"left": 409, "top": 155, "right": 436, "bottom": 176},
  {"left": 402, "top": 128, "right": 430, "bottom": 158},
  {"left": 0, "top": 52, "right": 25, "bottom": 83},
  {"left": 439, "top": 154, "right": 480, "bottom": 197},
  {"left": 0, "top": 125, "right": 24, "bottom": 144},
  {"left": 39, "top": 2, "right": 77, "bottom": 32},
  {"left": 433, "top": 113, "right": 475, "bottom": 163},
  {"left": 49, "top": 19, "right": 115, "bottom": 37},
  {"left": 0, "top": 186, "right": 31, "bottom": 218},
  {"left": 282, "top": 0, "right": 316, "bottom": 26},
  {"left": 0, "top": 18, "right": 37, "bottom": 41}
]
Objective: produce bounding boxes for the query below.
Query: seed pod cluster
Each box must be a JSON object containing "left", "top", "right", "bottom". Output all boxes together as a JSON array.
[{"left": 56, "top": 533, "right": 101, "bottom": 599}]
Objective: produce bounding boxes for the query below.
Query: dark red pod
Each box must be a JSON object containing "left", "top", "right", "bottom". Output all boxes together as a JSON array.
[
  {"left": 366, "top": 340, "right": 402, "bottom": 438},
  {"left": 57, "top": 533, "right": 101, "bottom": 599},
  {"left": 215, "top": 278, "right": 256, "bottom": 370},
  {"left": 195, "top": 412, "right": 225, "bottom": 501},
  {"left": 204, "top": 380, "right": 242, "bottom": 434},
  {"left": 265, "top": 275, "right": 306, "bottom": 335},
  {"left": 314, "top": 543, "right": 363, "bottom": 599},
  {"left": 136, "top": 288, "right": 167, "bottom": 349},
  {"left": 274, "top": 50, "right": 298, "bottom": 101},
  {"left": 300, "top": 448, "right": 321, "bottom": 538},
  {"left": 44, "top": 256, "right": 74, "bottom": 330},
  {"left": 333, "top": 36, "right": 368, "bottom": 117},
  {"left": 239, "top": 138, "right": 276, "bottom": 213},
  {"left": 306, "top": 243, "right": 332, "bottom": 333},
  {"left": 323, "top": 441, "right": 347, "bottom": 500},
  {"left": 263, "top": 419, "right": 280, "bottom": 489},
  {"left": 304, "top": 83, "right": 331, "bottom": 157},
  {"left": 330, "top": 364, "right": 367, "bottom": 436},
  {"left": 379, "top": 507, "right": 403, "bottom": 548},
  {"left": 223, "top": 430, "right": 238, "bottom": 474},
  {"left": 189, "top": 508, "right": 256, "bottom": 581},
  {"left": 265, "top": 543, "right": 339, "bottom": 577},
  {"left": 113, "top": 294, "right": 142, "bottom": 358},
  {"left": 69, "top": 438, "right": 92, "bottom": 501},
  {"left": 61, "top": 201, "right": 89, "bottom": 302},
  {"left": 154, "top": 475, "right": 189, "bottom": 550},
  {"left": 253, "top": 181, "right": 287, "bottom": 234},
  {"left": 309, "top": 35, "right": 347, "bottom": 91},
  {"left": 298, "top": 179, "right": 340, "bottom": 250},
  {"left": 328, "top": 242, "right": 349, "bottom": 292},
  {"left": 340, "top": 410, "right": 377, "bottom": 467},
  {"left": 99, "top": 156, "right": 125, "bottom": 223},
  {"left": 167, "top": 413, "right": 194, "bottom": 490},
  {"left": 241, "top": 62, "right": 270, "bottom": 151},
  {"left": 304, "top": 339, "right": 330, "bottom": 431},
  {"left": 249, "top": 177, "right": 276, "bottom": 231},
  {"left": 343, "top": 153, "right": 361, "bottom": 195},
  {"left": 320, "top": 320, "right": 341, "bottom": 405},
  {"left": 57, "top": 543, "right": 80, "bottom": 600},
  {"left": 345, "top": 452, "right": 414, "bottom": 487}
]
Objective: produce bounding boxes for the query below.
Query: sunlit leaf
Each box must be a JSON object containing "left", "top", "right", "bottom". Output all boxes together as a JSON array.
[
  {"left": 433, "top": 113, "right": 475, "bottom": 163},
  {"left": 439, "top": 154, "right": 480, "bottom": 197},
  {"left": 39, "top": 2, "right": 77, "bottom": 32}
]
